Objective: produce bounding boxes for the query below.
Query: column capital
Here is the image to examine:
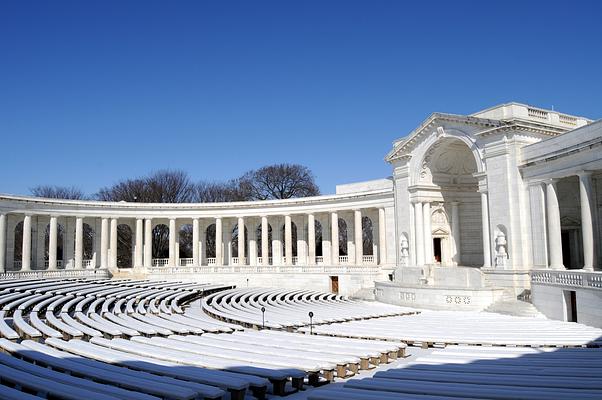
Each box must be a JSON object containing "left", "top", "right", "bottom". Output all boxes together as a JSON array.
[
  {"left": 545, "top": 178, "right": 560, "bottom": 185},
  {"left": 577, "top": 170, "right": 593, "bottom": 178},
  {"left": 450, "top": 201, "right": 460, "bottom": 206}
]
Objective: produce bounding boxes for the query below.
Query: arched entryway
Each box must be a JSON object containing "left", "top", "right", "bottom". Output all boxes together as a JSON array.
[{"left": 415, "top": 136, "right": 484, "bottom": 267}]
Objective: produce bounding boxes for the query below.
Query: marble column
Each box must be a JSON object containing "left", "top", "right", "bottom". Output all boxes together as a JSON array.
[
  {"left": 48, "top": 216, "right": 58, "bottom": 270},
  {"left": 100, "top": 218, "right": 109, "bottom": 269},
  {"left": 378, "top": 208, "right": 386, "bottom": 265},
  {"left": 200, "top": 222, "right": 207, "bottom": 266},
  {"left": 546, "top": 180, "right": 564, "bottom": 270},
  {"left": 261, "top": 216, "right": 269, "bottom": 265},
  {"left": 110, "top": 218, "right": 118, "bottom": 268},
  {"left": 134, "top": 218, "right": 143, "bottom": 267},
  {"left": 0, "top": 214, "right": 6, "bottom": 272},
  {"left": 169, "top": 218, "right": 176, "bottom": 267},
  {"left": 331, "top": 211, "right": 339, "bottom": 265},
  {"left": 414, "top": 202, "right": 424, "bottom": 266},
  {"left": 285, "top": 215, "right": 292, "bottom": 265},
  {"left": 192, "top": 218, "right": 200, "bottom": 266},
  {"left": 354, "top": 210, "right": 363, "bottom": 264},
  {"left": 237, "top": 217, "right": 245, "bottom": 264},
  {"left": 144, "top": 219, "right": 152, "bottom": 268},
  {"left": 481, "top": 192, "right": 492, "bottom": 268},
  {"left": 423, "top": 202, "right": 432, "bottom": 264},
  {"left": 75, "top": 217, "right": 83, "bottom": 269},
  {"left": 451, "top": 201, "right": 461, "bottom": 265},
  {"left": 307, "top": 213, "right": 316, "bottom": 265},
  {"left": 215, "top": 217, "right": 223, "bottom": 266},
  {"left": 578, "top": 172, "right": 596, "bottom": 271},
  {"left": 21, "top": 215, "right": 32, "bottom": 271},
  {"left": 249, "top": 219, "right": 257, "bottom": 266}
]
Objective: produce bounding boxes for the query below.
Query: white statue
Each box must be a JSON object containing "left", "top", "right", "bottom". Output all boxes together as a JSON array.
[
  {"left": 495, "top": 231, "right": 507, "bottom": 268},
  {"left": 400, "top": 237, "right": 409, "bottom": 266}
]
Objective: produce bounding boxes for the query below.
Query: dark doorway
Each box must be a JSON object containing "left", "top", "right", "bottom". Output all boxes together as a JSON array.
[
  {"left": 564, "top": 290, "right": 578, "bottom": 323},
  {"left": 330, "top": 276, "right": 339, "bottom": 294},
  {"left": 433, "top": 238, "right": 442, "bottom": 263},
  {"left": 561, "top": 231, "right": 572, "bottom": 269}
]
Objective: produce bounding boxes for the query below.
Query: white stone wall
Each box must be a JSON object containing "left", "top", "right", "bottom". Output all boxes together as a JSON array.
[
  {"left": 145, "top": 271, "right": 384, "bottom": 298},
  {"left": 375, "top": 280, "right": 505, "bottom": 311},
  {"left": 532, "top": 283, "right": 602, "bottom": 329}
]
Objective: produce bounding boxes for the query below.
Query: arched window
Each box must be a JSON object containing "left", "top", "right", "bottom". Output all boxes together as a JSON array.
[
  {"left": 206, "top": 224, "right": 216, "bottom": 258},
  {"left": 13, "top": 221, "right": 23, "bottom": 267},
  {"left": 338, "top": 218, "right": 348, "bottom": 256},
  {"left": 314, "top": 220, "right": 323, "bottom": 257},
  {"left": 82, "top": 223, "right": 94, "bottom": 260},
  {"left": 179, "top": 224, "right": 193, "bottom": 259},
  {"left": 362, "top": 216, "right": 374, "bottom": 255},
  {"left": 117, "top": 224, "right": 133, "bottom": 268},
  {"left": 152, "top": 224, "right": 170, "bottom": 258}
]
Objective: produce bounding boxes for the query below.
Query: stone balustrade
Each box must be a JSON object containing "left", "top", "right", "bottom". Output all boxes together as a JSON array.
[{"left": 531, "top": 270, "right": 602, "bottom": 290}]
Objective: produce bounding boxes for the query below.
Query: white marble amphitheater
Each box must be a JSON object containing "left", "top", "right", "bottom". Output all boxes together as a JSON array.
[{"left": 0, "top": 102, "right": 601, "bottom": 399}]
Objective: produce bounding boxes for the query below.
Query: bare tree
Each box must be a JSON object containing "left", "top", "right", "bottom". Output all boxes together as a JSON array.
[
  {"left": 30, "top": 185, "right": 86, "bottom": 200},
  {"left": 239, "top": 163, "right": 320, "bottom": 200},
  {"left": 96, "top": 170, "right": 196, "bottom": 203},
  {"left": 96, "top": 170, "right": 197, "bottom": 264},
  {"left": 196, "top": 180, "right": 247, "bottom": 203}
]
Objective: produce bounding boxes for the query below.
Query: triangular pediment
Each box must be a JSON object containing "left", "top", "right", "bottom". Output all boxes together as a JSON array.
[{"left": 432, "top": 227, "right": 449, "bottom": 236}]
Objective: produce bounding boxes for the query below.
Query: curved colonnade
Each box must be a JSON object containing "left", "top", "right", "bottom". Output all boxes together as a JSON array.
[{"left": 0, "top": 191, "right": 393, "bottom": 275}]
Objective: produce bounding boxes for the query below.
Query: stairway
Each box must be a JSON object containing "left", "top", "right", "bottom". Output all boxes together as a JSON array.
[{"left": 484, "top": 292, "right": 546, "bottom": 318}]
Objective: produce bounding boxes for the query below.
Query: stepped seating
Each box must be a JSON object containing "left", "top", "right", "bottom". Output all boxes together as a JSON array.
[
  {"left": 299, "top": 309, "right": 602, "bottom": 347},
  {"left": 310, "top": 345, "right": 602, "bottom": 400},
  {"left": 2, "top": 279, "right": 601, "bottom": 399},
  {"left": 202, "top": 287, "right": 414, "bottom": 328}
]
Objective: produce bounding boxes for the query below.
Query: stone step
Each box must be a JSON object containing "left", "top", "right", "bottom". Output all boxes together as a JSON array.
[{"left": 484, "top": 299, "right": 546, "bottom": 318}]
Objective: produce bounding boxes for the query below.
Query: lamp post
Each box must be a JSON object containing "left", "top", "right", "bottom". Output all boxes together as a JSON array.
[
  {"left": 261, "top": 306, "right": 265, "bottom": 329},
  {"left": 246, "top": 278, "right": 249, "bottom": 287},
  {"left": 309, "top": 311, "right": 314, "bottom": 335}
]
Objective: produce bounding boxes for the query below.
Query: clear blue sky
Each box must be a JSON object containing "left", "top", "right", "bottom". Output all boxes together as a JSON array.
[{"left": 1, "top": 0, "right": 601, "bottom": 196}]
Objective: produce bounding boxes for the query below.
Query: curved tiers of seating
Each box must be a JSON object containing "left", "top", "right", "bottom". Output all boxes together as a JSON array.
[
  {"left": 0, "top": 279, "right": 409, "bottom": 398},
  {"left": 201, "top": 287, "right": 415, "bottom": 329},
  {"left": 309, "top": 345, "right": 602, "bottom": 400},
  {"left": 297, "top": 310, "right": 602, "bottom": 348},
  {"left": 1, "top": 280, "right": 602, "bottom": 399}
]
